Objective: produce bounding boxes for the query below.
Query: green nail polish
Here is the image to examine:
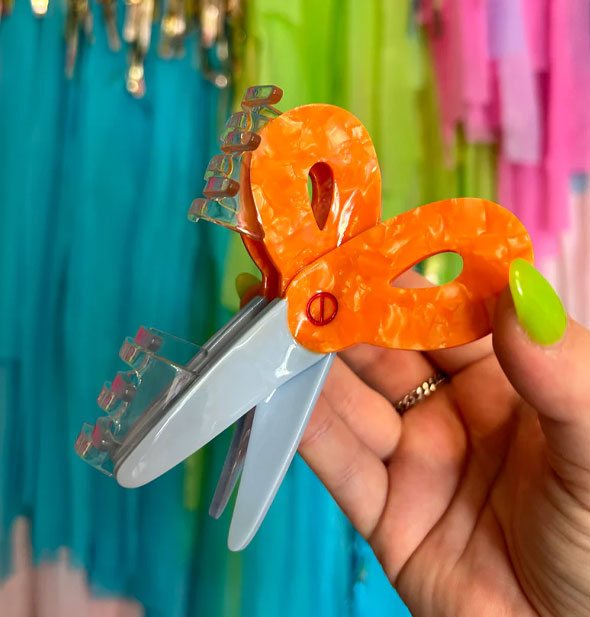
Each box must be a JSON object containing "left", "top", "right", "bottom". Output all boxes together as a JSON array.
[{"left": 509, "top": 259, "right": 567, "bottom": 345}]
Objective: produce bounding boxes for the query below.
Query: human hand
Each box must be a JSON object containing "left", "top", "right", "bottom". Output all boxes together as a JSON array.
[{"left": 295, "top": 259, "right": 590, "bottom": 617}]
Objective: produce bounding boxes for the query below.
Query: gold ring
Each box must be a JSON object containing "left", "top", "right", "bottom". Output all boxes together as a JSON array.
[{"left": 394, "top": 372, "right": 448, "bottom": 415}]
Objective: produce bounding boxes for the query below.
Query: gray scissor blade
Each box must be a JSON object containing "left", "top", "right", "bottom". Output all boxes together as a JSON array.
[
  {"left": 208, "top": 407, "right": 255, "bottom": 519},
  {"left": 115, "top": 299, "right": 325, "bottom": 488},
  {"left": 228, "top": 352, "right": 335, "bottom": 551},
  {"left": 111, "top": 296, "right": 267, "bottom": 474}
]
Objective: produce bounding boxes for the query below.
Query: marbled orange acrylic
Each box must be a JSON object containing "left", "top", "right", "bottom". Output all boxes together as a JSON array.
[
  {"left": 196, "top": 93, "right": 534, "bottom": 354},
  {"left": 248, "top": 104, "right": 382, "bottom": 290},
  {"left": 285, "top": 197, "right": 533, "bottom": 352}
]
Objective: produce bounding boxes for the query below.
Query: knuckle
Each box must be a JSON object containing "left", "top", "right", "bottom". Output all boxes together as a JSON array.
[
  {"left": 332, "top": 447, "right": 363, "bottom": 490},
  {"left": 300, "top": 404, "right": 334, "bottom": 448}
]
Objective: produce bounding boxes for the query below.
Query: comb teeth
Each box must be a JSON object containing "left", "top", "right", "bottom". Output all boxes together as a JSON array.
[
  {"left": 189, "top": 198, "right": 241, "bottom": 227},
  {"left": 134, "top": 326, "right": 163, "bottom": 352},
  {"left": 126, "top": 327, "right": 201, "bottom": 367},
  {"left": 97, "top": 383, "right": 119, "bottom": 412},
  {"left": 76, "top": 327, "right": 203, "bottom": 478},
  {"left": 220, "top": 111, "right": 275, "bottom": 143},
  {"left": 203, "top": 176, "right": 240, "bottom": 198},
  {"left": 241, "top": 85, "right": 283, "bottom": 107},
  {"left": 75, "top": 423, "right": 95, "bottom": 457},
  {"left": 97, "top": 372, "right": 137, "bottom": 412},
  {"left": 205, "top": 154, "right": 234, "bottom": 179},
  {"left": 120, "top": 339, "right": 145, "bottom": 367},
  {"left": 247, "top": 104, "right": 282, "bottom": 121},
  {"left": 188, "top": 198, "right": 213, "bottom": 221},
  {"left": 189, "top": 84, "right": 283, "bottom": 238},
  {"left": 225, "top": 111, "right": 252, "bottom": 131},
  {"left": 92, "top": 417, "right": 119, "bottom": 451},
  {"left": 74, "top": 421, "right": 117, "bottom": 477},
  {"left": 220, "top": 131, "right": 261, "bottom": 154},
  {"left": 111, "top": 373, "right": 137, "bottom": 402}
]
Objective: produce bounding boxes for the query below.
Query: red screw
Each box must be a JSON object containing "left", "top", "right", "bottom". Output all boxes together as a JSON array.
[{"left": 306, "top": 292, "right": 338, "bottom": 326}]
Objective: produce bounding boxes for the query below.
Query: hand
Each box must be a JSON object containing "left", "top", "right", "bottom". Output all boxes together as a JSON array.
[{"left": 296, "top": 260, "right": 590, "bottom": 617}]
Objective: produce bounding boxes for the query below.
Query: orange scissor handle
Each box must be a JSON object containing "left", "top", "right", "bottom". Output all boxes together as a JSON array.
[
  {"left": 285, "top": 198, "right": 534, "bottom": 353},
  {"left": 249, "top": 104, "right": 382, "bottom": 292}
]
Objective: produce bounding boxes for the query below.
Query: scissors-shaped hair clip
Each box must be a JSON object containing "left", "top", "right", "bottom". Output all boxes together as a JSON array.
[{"left": 75, "top": 85, "right": 534, "bottom": 550}]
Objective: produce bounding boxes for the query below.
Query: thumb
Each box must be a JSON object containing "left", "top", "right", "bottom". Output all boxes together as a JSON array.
[{"left": 493, "top": 259, "right": 590, "bottom": 482}]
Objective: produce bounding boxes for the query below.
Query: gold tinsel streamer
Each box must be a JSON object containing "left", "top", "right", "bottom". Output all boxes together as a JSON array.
[{"left": 0, "top": 0, "right": 244, "bottom": 96}]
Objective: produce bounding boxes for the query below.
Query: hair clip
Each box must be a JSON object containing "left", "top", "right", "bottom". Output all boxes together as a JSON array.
[{"left": 75, "top": 85, "right": 533, "bottom": 550}]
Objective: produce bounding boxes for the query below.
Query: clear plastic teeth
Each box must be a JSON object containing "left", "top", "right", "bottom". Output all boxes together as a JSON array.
[
  {"left": 241, "top": 85, "right": 283, "bottom": 106},
  {"left": 219, "top": 111, "right": 275, "bottom": 143},
  {"left": 188, "top": 84, "right": 284, "bottom": 239},
  {"left": 220, "top": 131, "right": 261, "bottom": 154},
  {"left": 111, "top": 372, "right": 138, "bottom": 401},
  {"left": 188, "top": 198, "right": 258, "bottom": 238},
  {"left": 97, "top": 383, "right": 120, "bottom": 412},
  {"left": 203, "top": 176, "right": 240, "bottom": 198},
  {"left": 205, "top": 154, "right": 234, "bottom": 179},
  {"left": 133, "top": 326, "right": 163, "bottom": 352},
  {"left": 224, "top": 111, "right": 251, "bottom": 131},
  {"left": 76, "top": 329, "right": 203, "bottom": 477},
  {"left": 128, "top": 326, "right": 200, "bottom": 367},
  {"left": 74, "top": 423, "right": 116, "bottom": 476}
]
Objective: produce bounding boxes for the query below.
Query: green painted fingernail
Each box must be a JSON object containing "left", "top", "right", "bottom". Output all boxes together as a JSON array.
[{"left": 509, "top": 259, "right": 567, "bottom": 345}]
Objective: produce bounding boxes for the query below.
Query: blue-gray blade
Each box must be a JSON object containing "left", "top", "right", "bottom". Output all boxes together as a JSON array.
[
  {"left": 227, "top": 352, "right": 335, "bottom": 551},
  {"left": 208, "top": 407, "right": 255, "bottom": 519}
]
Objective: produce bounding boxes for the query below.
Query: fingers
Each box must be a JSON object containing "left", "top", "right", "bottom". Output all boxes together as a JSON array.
[
  {"left": 371, "top": 389, "right": 468, "bottom": 579},
  {"left": 427, "top": 335, "right": 493, "bottom": 376},
  {"left": 339, "top": 345, "right": 435, "bottom": 407},
  {"left": 299, "top": 393, "right": 389, "bottom": 538},
  {"left": 321, "top": 357, "right": 402, "bottom": 459},
  {"left": 493, "top": 260, "right": 590, "bottom": 486}
]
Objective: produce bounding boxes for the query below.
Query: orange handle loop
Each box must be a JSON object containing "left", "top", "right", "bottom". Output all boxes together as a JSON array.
[
  {"left": 285, "top": 198, "right": 534, "bottom": 353},
  {"left": 249, "top": 104, "right": 382, "bottom": 292}
]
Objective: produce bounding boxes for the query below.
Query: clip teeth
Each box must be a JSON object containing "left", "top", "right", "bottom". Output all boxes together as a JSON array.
[
  {"left": 134, "top": 326, "right": 163, "bottom": 352},
  {"left": 188, "top": 198, "right": 206, "bottom": 221},
  {"left": 78, "top": 328, "right": 201, "bottom": 477},
  {"left": 120, "top": 339, "right": 144, "bottom": 366},
  {"left": 221, "top": 111, "right": 278, "bottom": 144},
  {"left": 74, "top": 421, "right": 116, "bottom": 477},
  {"left": 97, "top": 372, "right": 136, "bottom": 412},
  {"left": 189, "top": 198, "right": 237, "bottom": 224},
  {"left": 241, "top": 85, "right": 283, "bottom": 107},
  {"left": 188, "top": 198, "right": 264, "bottom": 240},
  {"left": 225, "top": 111, "right": 252, "bottom": 131},
  {"left": 203, "top": 176, "right": 240, "bottom": 198},
  {"left": 92, "top": 420, "right": 112, "bottom": 450},
  {"left": 190, "top": 84, "right": 282, "bottom": 236},
  {"left": 111, "top": 373, "right": 137, "bottom": 402},
  {"left": 221, "top": 131, "right": 261, "bottom": 154},
  {"left": 75, "top": 423, "right": 95, "bottom": 457},
  {"left": 97, "top": 382, "right": 119, "bottom": 411},
  {"left": 205, "top": 154, "right": 234, "bottom": 179}
]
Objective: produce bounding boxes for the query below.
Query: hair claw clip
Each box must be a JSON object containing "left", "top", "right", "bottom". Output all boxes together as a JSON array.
[{"left": 76, "top": 85, "right": 533, "bottom": 551}]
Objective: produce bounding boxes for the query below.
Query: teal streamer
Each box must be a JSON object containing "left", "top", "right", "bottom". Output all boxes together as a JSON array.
[
  {"left": 3, "top": 4, "right": 415, "bottom": 617},
  {"left": 0, "top": 3, "right": 229, "bottom": 616}
]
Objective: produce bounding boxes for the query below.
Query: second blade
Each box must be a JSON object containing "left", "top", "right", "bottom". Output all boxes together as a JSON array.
[{"left": 208, "top": 407, "right": 256, "bottom": 519}]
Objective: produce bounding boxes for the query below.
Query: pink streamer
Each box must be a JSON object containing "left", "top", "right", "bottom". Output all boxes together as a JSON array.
[
  {"left": 0, "top": 519, "right": 143, "bottom": 617},
  {"left": 425, "top": 0, "right": 590, "bottom": 260}
]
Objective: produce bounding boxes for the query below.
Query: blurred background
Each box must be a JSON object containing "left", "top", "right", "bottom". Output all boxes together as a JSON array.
[{"left": 0, "top": 1, "right": 589, "bottom": 616}]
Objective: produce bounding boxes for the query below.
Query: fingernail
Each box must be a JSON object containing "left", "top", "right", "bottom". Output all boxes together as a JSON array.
[
  {"left": 509, "top": 259, "right": 567, "bottom": 345},
  {"left": 235, "top": 272, "right": 261, "bottom": 299}
]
